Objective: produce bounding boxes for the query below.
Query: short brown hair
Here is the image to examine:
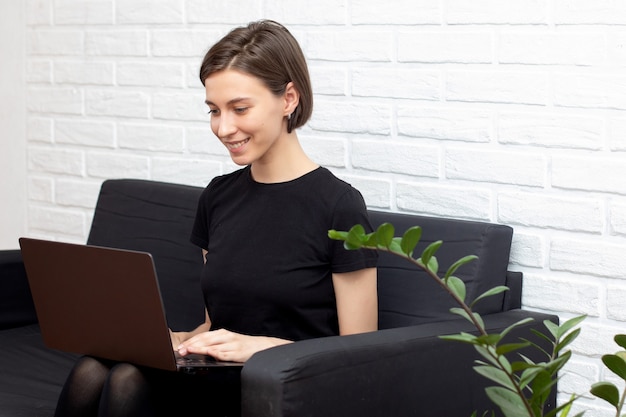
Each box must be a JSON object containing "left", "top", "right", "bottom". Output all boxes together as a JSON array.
[{"left": 199, "top": 20, "right": 313, "bottom": 133}]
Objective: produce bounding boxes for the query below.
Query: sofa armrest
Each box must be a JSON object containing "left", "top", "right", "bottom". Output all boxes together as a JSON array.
[
  {"left": 241, "top": 309, "right": 558, "bottom": 417},
  {"left": 503, "top": 271, "right": 523, "bottom": 310},
  {"left": 0, "top": 249, "right": 38, "bottom": 329}
]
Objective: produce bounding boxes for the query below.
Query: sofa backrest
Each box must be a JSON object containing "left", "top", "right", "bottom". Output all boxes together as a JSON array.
[
  {"left": 367, "top": 210, "right": 514, "bottom": 330},
  {"left": 87, "top": 179, "right": 514, "bottom": 333},
  {"left": 87, "top": 179, "right": 206, "bottom": 331}
]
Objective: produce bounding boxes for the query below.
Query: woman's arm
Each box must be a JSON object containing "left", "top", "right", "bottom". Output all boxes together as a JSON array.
[
  {"left": 170, "top": 309, "right": 211, "bottom": 348},
  {"left": 332, "top": 267, "right": 378, "bottom": 335}
]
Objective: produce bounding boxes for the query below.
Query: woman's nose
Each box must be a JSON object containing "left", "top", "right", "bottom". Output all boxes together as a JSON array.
[{"left": 216, "top": 113, "right": 237, "bottom": 138}]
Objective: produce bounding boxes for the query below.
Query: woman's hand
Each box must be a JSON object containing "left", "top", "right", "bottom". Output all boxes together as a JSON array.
[
  {"left": 176, "top": 329, "right": 291, "bottom": 363},
  {"left": 169, "top": 329, "right": 188, "bottom": 350}
]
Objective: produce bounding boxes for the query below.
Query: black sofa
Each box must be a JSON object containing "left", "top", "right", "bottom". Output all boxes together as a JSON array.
[{"left": 0, "top": 178, "right": 559, "bottom": 416}]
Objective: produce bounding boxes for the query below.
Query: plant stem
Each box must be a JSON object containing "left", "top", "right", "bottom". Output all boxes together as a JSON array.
[
  {"left": 616, "top": 385, "right": 626, "bottom": 417},
  {"left": 419, "top": 258, "right": 536, "bottom": 417},
  {"left": 374, "top": 246, "right": 537, "bottom": 417},
  {"left": 389, "top": 247, "right": 488, "bottom": 336}
]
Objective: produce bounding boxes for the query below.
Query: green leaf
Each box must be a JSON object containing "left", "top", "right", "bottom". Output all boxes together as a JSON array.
[
  {"left": 525, "top": 332, "right": 552, "bottom": 359},
  {"left": 363, "top": 231, "right": 378, "bottom": 247},
  {"left": 474, "top": 345, "right": 502, "bottom": 369},
  {"left": 474, "top": 312, "right": 485, "bottom": 329},
  {"left": 476, "top": 333, "right": 503, "bottom": 346},
  {"left": 615, "top": 334, "right": 626, "bottom": 350},
  {"left": 499, "top": 317, "right": 534, "bottom": 340},
  {"left": 517, "top": 353, "right": 536, "bottom": 365},
  {"left": 450, "top": 307, "right": 485, "bottom": 329},
  {"left": 533, "top": 349, "right": 571, "bottom": 377},
  {"left": 388, "top": 237, "right": 403, "bottom": 254},
  {"left": 344, "top": 224, "right": 367, "bottom": 249},
  {"left": 485, "top": 386, "right": 529, "bottom": 417},
  {"left": 497, "top": 354, "right": 513, "bottom": 375},
  {"left": 496, "top": 342, "right": 532, "bottom": 356},
  {"left": 343, "top": 240, "right": 361, "bottom": 250},
  {"left": 603, "top": 354, "right": 626, "bottom": 380},
  {"left": 450, "top": 307, "right": 472, "bottom": 323},
  {"left": 544, "top": 350, "right": 572, "bottom": 375},
  {"left": 447, "top": 276, "right": 467, "bottom": 302},
  {"left": 439, "top": 332, "right": 480, "bottom": 345},
  {"left": 421, "top": 240, "right": 443, "bottom": 266},
  {"left": 518, "top": 366, "right": 543, "bottom": 390},
  {"left": 591, "top": 381, "right": 620, "bottom": 408},
  {"left": 427, "top": 256, "right": 439, "bottom": 275},
  {"left": 528, "top": 328, "right": 554, "bottom": 347},
  {"left": 375, "top": 223, "right": 394, "bottom": 248},
  {"left": 554, "top": 328, "right": 581, "bottom": 356},
  {"left": 529, "top": 370, "right": 556, "bottom": 411},
  {"left": 400, "top": 226, "right": 422, "bottom": 257},
  {"left": 474, "top": 365, "right": 516, "bottom": 391},
  {"left": 328, "top": 229, "right": 348, "bottom": 241},
  {"left": 473, "top": 345, "right": 513, "bottom": 374},
  {"left": 555, "top": 315, "right": 586, "bottom": 340},
  {"left": 544, "top": 319, "right": 559, "bottom": 339},
  {"left": 510, "top": 360, "right": 539, "bottom": 373},
  {"left": 470, "top": 286, "right": 509, "bottom": 309},
  {"left": 444, "top": 254, "right": 478, "bottom": 280}
]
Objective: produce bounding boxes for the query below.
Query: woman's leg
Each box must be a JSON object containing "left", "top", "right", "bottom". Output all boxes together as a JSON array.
[
  {"left": 98, "top": 362, "right": 157, "bottom": 417},
  {"left": 55, "top": 358, "right": 157, "bottom": 417},
  {"left": 99, "top": 364, "right": 241, "bottom": 417},
  {"left": 56, "top": 357, "right": 240, "bottom": 417},
  {"left": 54, "top": 356, "right": 110, "bottom": 417}
]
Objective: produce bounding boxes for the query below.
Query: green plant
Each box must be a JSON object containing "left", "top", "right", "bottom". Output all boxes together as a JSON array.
[
  {"left": 328, "top": 222, "right": 587, "bottom": 417},
  {"left": 590, "top": 335, "right": 626, "bottom": 417}
]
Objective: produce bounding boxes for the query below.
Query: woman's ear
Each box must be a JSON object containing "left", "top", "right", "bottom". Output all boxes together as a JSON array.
[{"left": 283, "top": 82, "right": 300, "bottom": 117}]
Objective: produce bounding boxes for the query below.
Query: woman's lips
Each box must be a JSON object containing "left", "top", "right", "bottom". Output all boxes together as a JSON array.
[{"left": 225, "top": 138, "right": 250, "bottom": 152}]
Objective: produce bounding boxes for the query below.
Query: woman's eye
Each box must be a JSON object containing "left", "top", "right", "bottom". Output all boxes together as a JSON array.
[
  {"left": 207, "top": 109, "right": 219, "bottom": 115},
  {"left": 234, "top": 107, "right": 248, "bottom": 114}
]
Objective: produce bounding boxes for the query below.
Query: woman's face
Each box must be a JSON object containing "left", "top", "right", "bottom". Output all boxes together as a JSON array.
[{"left": 204, "top": 69, "right": 290, "bottom": 167}]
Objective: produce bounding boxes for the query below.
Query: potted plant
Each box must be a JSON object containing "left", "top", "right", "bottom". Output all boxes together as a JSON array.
[{"left": 329, "top": 222, "right": 626, "bottom": 417}]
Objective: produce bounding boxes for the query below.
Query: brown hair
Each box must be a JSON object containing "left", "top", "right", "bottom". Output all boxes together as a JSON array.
[{"left": 199, "top": 20, "right": 313, "bottom": 133}]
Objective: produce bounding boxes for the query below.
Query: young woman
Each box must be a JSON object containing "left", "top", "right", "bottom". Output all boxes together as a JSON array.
[{"left": 54, "top": 20, "right": 378, "bottom": 417}]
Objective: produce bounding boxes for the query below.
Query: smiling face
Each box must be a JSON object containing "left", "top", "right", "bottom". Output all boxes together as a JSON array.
[{"left": 205, "top": 69, "right": 295, "bottom": 167}]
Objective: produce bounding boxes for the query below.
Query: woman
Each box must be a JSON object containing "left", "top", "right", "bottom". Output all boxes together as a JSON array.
[{"left": 55, "top": 20, "right": 378, "bottom": 417}]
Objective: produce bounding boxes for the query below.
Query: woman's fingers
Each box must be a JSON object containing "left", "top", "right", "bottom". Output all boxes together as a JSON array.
[{"left": 177, "top": 329, "right": 267, "bottom": 363}]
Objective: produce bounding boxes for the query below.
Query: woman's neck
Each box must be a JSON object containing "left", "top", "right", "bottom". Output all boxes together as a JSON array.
[{"left": 250, "top": 134, "right": 319, "bottom": 184}]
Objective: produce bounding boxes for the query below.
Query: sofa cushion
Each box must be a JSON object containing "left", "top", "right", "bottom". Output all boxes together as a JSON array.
[
  {"left": 87, "top": 179, "right": 206, "bottom": 331},
  {"left": 0, "top": 324, "right": 78, "bottom": 416},
  {"left": 367, "top": 211, "right": 513, "bottom": 329}
]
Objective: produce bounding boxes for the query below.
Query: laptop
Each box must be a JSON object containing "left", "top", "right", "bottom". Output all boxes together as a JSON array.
[{"left": 18, "top": 237, "right": 243, "bottom": 373}]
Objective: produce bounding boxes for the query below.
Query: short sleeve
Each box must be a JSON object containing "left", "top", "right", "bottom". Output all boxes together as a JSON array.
[
  {"left": 330, "top": 187, "right": 379, "bottom": 273},
  {"left": 190, "top": 186, "right": 210, "bottom": 250}
]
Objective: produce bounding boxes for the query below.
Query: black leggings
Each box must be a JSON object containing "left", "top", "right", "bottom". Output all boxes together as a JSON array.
[{"left": 54, "top": 356, "right": 241, "bottom": 417}]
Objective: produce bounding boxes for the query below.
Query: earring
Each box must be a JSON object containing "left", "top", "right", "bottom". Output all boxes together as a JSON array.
[{"left": 287, "top": 112, "right": 292, "bottom": 120}]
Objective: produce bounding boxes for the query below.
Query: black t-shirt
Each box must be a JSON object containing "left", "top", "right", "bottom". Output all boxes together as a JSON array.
[{"left": 190, "top": 166, "right": 378, "bottom": 341}]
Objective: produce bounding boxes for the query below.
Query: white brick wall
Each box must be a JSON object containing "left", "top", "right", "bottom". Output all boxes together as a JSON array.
[
  {"left": 1, "top": 0, "right": 26, "bottom": 249},
  {"left": 17, "top": 0, "right": 626, "bottom": 413}
]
